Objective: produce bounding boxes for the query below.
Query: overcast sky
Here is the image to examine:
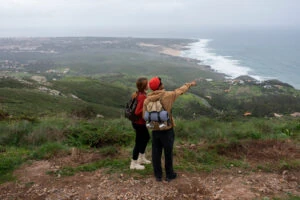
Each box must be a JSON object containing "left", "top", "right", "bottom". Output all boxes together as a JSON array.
[{"left": 0, "top": 0, "right": 299, "bottom": 37}]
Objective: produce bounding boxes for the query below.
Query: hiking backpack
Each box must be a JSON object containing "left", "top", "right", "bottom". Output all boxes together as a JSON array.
[
  {"left": 124, "top": 95, "right": 139, "bottom": 122},
  {"left": 143, "top": 97, "right": 170, "bottom": 130}
]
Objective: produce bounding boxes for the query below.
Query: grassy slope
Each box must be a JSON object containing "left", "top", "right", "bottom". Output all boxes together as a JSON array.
[
  {"left": 0, "top": 77, "right": 128, "bottom": 118},
  {"left": 0, "top": 38, "right": 299, "bottom": 196}
]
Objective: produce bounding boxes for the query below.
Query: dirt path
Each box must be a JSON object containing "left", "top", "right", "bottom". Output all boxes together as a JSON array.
[
  {"left": 1, "top": 140, "right": 299, "bottom": 199},
  {"left": 0, "top": 156, "right": 299, "bottom": 200}
]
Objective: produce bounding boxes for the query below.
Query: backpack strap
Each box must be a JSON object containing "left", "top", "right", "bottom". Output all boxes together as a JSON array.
[
  {"left": 159, "top": 92, "right": 166, "bottom": 110},
  {"left": 157, "top": 113, "right": 161, "bottom": 122},
  {"left": 155, "top": 92, "right": 165, "bottom": 123},
  {"left": 130, "top": 91, "right": 138, "bottom": 107}
]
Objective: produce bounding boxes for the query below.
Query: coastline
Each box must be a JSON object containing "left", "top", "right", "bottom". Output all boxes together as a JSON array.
[
  {"left": 174, "top": 40, "right": 298, "bottom": 90},
  {"left": 138, "top": 42, "right": 182, "bottom": 57},
  {"left": 137, "top": 40, "right": 228, "bottom": 81},
  {"left": 164, "top": 40, "right": 296, "bottom": 90},
  {"left": 160, "top": 47, "right": 181, "bottom": 57}
]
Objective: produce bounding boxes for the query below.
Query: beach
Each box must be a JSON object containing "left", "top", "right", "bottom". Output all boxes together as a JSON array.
[{"left": 138, "top": 42, "right": 182, "bottom": 57}]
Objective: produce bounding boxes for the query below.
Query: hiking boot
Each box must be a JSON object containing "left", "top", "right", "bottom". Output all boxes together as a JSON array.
[
  {"left": 166, "top": 173, "right": 177, "bottom": 182},
  {"left": 155, "top": 177, "right": 162, "bottom": 182},
  {"left": 137, "top": 153, "right": 151, "bottom": 165},
  {"left": 130, "top": 159, "right": 145, "bottom": 170}
]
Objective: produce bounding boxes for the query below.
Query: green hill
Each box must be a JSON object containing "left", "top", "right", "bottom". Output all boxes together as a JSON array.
[
  {"left": 0, "top": 77, "right": 129, "bottom": 119},
  {"left": 0, "top": 37, "right": 299, "bottom": 194}
]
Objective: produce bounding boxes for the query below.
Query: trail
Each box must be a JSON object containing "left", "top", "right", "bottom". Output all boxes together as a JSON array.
[{"left": 0, "top": 154, "right": 299, "bottom": 200}]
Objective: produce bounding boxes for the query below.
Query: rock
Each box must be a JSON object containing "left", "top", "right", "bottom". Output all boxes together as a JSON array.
[
  {"left": 96, "top": 114, "right": 104, "bottom": 118},
  {"left": 71, "top": 147, "right": 81, "bottom": 161},
  {"left": 290, "top": 112, "right": 300, "bottom": 117},
  {"left": 274, "top": 113, "right": 283, "bottom": 118},
  {"left": 244, "top": 112, "right": 252, "bottom": 116},
  {"left": 282, "top": 170, "right": 288, "bottom": 176}
]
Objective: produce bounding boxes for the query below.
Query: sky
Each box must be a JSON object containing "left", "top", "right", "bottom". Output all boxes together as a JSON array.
[{"left": 0, "top": 0, "right": 299, "bottom": 37}]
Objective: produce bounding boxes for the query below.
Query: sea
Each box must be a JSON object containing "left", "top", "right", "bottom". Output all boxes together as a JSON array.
[{"left": 180, "top": 28, "right": 300, "bottom": 89}]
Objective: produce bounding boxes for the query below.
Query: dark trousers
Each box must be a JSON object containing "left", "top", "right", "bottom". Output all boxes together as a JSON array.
[
  {"left": 132, "top": 123, "right": 150, "bottom": 160},
  {"left": 152, "top": 128, "right": 175, "bottom": 178}
]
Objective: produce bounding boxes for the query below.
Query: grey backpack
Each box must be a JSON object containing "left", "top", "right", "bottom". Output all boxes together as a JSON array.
[{"left": 143, "top": 98, "right": 170, "bottom": 130}]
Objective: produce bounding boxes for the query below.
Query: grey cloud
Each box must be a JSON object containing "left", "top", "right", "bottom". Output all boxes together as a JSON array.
[{"left": 0, "top": 0, "right": 299, "bottom": 37}]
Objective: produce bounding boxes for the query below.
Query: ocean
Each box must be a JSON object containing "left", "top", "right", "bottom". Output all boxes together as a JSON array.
[{"left": 180, "top": 28, "right": 300, "bottom": 89}]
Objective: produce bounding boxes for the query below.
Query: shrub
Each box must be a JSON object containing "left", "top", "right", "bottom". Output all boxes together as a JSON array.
[
  {"left": 29, "top": 142, "right": 69, "bottom": 160},
  {"left": 0, "top": 109, "right": 9, "bottom": 120},
  {"left": 71, "top": 106, "right": 97, "bottom": 119},
  {"left": 65, "top": 119, "right": 134, "bottom": 147},
  {"left": 0, "top": 120, "right": 33, "bottom": 146}
]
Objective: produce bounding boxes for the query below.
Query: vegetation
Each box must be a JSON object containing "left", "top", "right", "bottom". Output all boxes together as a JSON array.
[
  {"left": 0, "top": 116, "right": 299, "bottom": 183},
  {"left": 0, "top": 37, "right": 299, "bottom": 198}
]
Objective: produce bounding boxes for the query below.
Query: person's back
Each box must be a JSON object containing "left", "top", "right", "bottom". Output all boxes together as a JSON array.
[
  {"left": 144, "top": 76, "right": 196, "bottom": 182},
  {"left": 129, "top": 77, "right": 151, "bottom": 170},
  {"left": 143, "top": 77, "right": 197, "bottom": 130}
]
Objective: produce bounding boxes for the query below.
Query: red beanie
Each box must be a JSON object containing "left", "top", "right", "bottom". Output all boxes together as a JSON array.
[{"left": 149, "top": 76, "right": 161, "bottom": 91}]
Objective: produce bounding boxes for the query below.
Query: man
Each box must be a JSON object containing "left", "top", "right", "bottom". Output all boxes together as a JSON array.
[{"left": 143, "top": 76, "right": 197, "bottom": 182}]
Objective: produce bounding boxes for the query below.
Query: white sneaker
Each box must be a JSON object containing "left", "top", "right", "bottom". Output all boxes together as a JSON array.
[
  {"left": 137, "top": 153, "right": 151, "bottom": 164},
  {"left": 130, "top": 159, "right": 145, "bottom": 170}
]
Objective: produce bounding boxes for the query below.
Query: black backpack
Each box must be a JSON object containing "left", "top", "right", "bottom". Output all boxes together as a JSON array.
[{"left": 124, "top": 95, "right": 139, "bottom": 122}]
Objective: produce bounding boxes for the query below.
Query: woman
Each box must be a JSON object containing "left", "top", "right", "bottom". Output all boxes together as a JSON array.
[{"left": 130, "top": 77, "right": 151, "bottom": 170}]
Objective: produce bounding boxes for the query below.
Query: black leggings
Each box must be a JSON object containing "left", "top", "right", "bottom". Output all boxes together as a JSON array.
[{"left": 132, "top": 123, "right": 150, "bottom": 160}]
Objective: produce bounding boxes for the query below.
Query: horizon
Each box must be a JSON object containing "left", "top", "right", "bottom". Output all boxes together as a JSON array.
[{"left": 1, "top": 26, "right": 299, "bottom": 39}]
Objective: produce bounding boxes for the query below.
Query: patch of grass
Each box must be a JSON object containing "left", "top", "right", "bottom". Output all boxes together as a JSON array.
[
  {"left": 0, "top": 147, "right": 29, "bottom": 183},
  {"left": 174, "top": 145, "right": 222, "bottom": 173},
  {"left": 98, "top": 145, "right": 119, "bottom": 156},
  {"left": 286, "top": 194, "right": 300, "bottom": 200},
  {"left": 0, "top": 120, "right": 34, "bottom": 146},
  {"left": 53, "top": 158, "right": 130, "bottom": 176},
  {"left": 26, "top": 116, "right": 71, "bottom": 145},
  {"left": 223, "top": 159, "right": 250, "bottom": 169},
  {"left": 272, "top": 193, "right": 300, "bottom": 200},
  {"left": 65, "top": 118, "right": 134, "bottom": 147},
  {"left": 256, "top": 164, "right": 274, "bottom": 173},
  {"left": 29, "top": 142, "right": 69, "bottom": 160},
  {"left": 279, "top": 160, "right": 300, "bottom": 171},
  {"left": 175, "top": 117, "right": 300, "bottom": 143},
  {"left": 255, "top": 159, "right": 300, "bottom": 173},
  {"left": 0, "top": 117, "right": 70, "bottom": 147}
]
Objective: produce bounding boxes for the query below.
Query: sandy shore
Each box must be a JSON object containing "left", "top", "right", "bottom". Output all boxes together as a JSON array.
[
  {"left": 138, "top": 42, "right": 183, "bottom": 57},
  {"left": 160, "top": 47, "right": 182, "bottom": 57}
]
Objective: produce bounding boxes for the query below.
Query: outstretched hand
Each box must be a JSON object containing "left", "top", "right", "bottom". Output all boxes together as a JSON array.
[{"left": 190, "top": 80, "right": 197, "bottom": 86}]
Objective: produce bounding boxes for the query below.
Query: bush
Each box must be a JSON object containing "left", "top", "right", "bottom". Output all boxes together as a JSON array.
[
  {"left": 71, "top": 106, "right": 97, "bottom": 119},
  {"left": 0, "top": 120, "right": 33, "bottom": 146},
  {"left": 29, "top": 142, "right": 69, "bottom": 160},
  {"left": 65, "top": 119, "right": 134, "bottom": 147},
  {"left": 0, "top": 109, "right": 9, "bottom": 120},
  {"left": 0, "top": 118, "right": 68, "bottom": 147}
]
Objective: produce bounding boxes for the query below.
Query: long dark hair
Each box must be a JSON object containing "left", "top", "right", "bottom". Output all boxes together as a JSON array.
[{"left": 132, "top": 77, "right": 148, "bottom": 98}]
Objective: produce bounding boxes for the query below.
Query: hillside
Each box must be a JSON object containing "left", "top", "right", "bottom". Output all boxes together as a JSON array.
[
  {"left": 1, "top": 37, "right": 300, "bottom": 119},
  {"left": 0, "top": 37, "right": 299, "bottom": 199}
]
